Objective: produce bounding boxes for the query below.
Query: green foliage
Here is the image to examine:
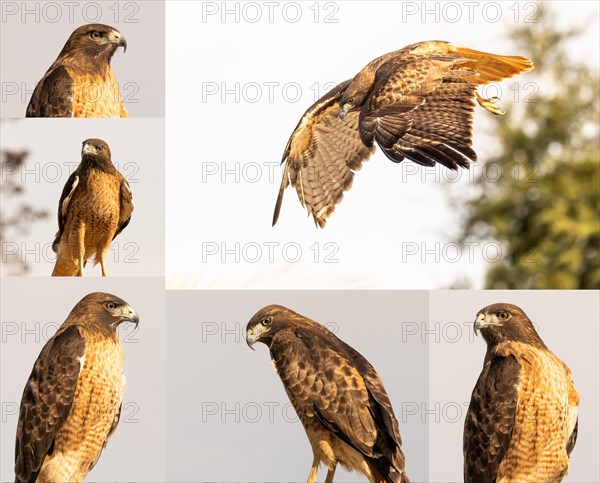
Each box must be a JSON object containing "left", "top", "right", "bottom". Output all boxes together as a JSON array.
[{"left": 460, "top": 7, "right": 600, "bottom": 289}]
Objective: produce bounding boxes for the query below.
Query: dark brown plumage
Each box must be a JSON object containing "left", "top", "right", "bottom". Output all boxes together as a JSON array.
[
  {"left": 14, "top": 292, "right": 139, "bottom": 483},
  {"left": 464, "top": 303, "right": 579, "bottom": 482},
  {"left": 52, "top": 138, "right": 134, "bottom": 277},
  {"left": 246, "top": 305, "right": 409, "bottom": 483},
  {"left": 26, "top": 24, "right": 128, "bottom": 118},
  {"left": 273, "top": 40, "right": 534, "bottom": 227}
]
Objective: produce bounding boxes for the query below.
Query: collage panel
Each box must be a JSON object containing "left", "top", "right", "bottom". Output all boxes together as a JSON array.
[
  {"left": 166, "top": 290, "right": 429, "bottom": 482},
  {"left": 428, "top": 290, "right": 600, "bottom": 482},
  {"left": 1, "top": 0, "right": 165, "bottom": 118},
  {"left": 1, "top": 118, "right": 165, "bottom": 277},
  {"left": 164, "top": 1, "right": 600, "bottom": 291},
  {"left": 1, "top": 276, "right": 166, "bottom": 482}
]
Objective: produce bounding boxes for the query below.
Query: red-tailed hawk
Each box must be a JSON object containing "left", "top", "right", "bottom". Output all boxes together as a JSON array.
[
  {"left": 246, "top": 305, "right": 409, "bottom": 483},
  {"left": 464, "top": 303, "right": 579, "bottom": 482},
  {"left": 52, "top": 139, "right": 134, "bottom": 277},
  {"left": 273, "top": 41, "right": 534, "bottom": 227},
  {"left": 14, "top": 292, "right": 139, "bottom": 483},
  {"left": 26, "top": 24, "right": 128, "bottom": 118}
]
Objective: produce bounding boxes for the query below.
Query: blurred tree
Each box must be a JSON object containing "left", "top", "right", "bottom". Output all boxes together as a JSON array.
[
  {"left": 1, "top": 146, "right": 49, "bottom": 275},
  {"left": 457, "top": 6, "right": 599, "bottom": 289}
]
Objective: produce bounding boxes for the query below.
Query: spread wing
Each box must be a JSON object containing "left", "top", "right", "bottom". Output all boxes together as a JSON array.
[
  {"left": 271, "top": 327, "right": 405, "bottom": 478},
  {"left": 359, "top": 42, "right": 533, "bottom": 169},
  {"left": 463, "top": 354, "right": 520, "bottom": 483},
  {"left": 359, "top": 55, "right": 478, "bottom": 170},
  {"left": 52, "top": 170, "right": 80, "bottom": 252},
  {"left": 273, "top": 80, "right": 375, "bottom": 228},
  {"left": 26, "top": 65, "right": 74, "bottom": 118},
  {"left": 113, "top": 176, "right": 134, "bottom": 240},
  {"left": 14, "top": 325, "right": 85, "bottom": 483}
]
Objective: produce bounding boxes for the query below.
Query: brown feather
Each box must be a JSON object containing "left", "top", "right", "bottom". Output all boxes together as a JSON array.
[{"left": 274, "top": 40, "right": 533, "bottom": 227}]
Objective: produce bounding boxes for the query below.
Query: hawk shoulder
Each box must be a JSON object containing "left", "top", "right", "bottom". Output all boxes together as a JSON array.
[{"left": 26, "top": 65, "right": 74, "bottom": 118}]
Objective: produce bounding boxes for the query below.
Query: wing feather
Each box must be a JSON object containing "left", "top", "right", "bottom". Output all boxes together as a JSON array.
[
  {"left": 26, "top": 65, "right": 74, "bottom": 118},
  {"left": 463, "top": 354, "right": 520, "bottom": 483},
  {"left": 52, "top": 171, "right": 80, "bottom": 252},
  {"left": 271, "top": 327, "right": 406, "bottom": 480},
  {"left": 14, "top": 325, "right": 85, "bottom": 483},
  {"left": 273, "top": 80, "right": 375, "bottom": 227},
  {"left": 113, "top": 176, "right": 134, "bottom": 240}
]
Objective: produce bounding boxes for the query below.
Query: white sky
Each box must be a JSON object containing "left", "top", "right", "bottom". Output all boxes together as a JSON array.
[{"left": 165, "top": 1, "right": 600, "bottom": 289}]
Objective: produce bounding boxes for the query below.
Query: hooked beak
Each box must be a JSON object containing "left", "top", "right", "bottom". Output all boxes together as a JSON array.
[
  {"left": 118, "top": 304, "right": 139, "bottom": 329},
  {"left": 473, "top": 312, "right": 487, "bottom": 335},
  {"left": 82, "top": 142, "right": 95, "bottom": 157},
  {"left": 246, "top": 327, "right": 258, "bottom": 351},
  {"left": 339, "top": 103, "right": 351, "bottom": 121},
  {"left": 108, "top": 30, "right": 127, "bottom": 52}
]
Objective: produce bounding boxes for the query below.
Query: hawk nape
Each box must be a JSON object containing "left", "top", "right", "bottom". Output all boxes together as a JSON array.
[
  {"left": 273, "top": 40, "right": 533, "bottom": 227},
  {"left": 464, "top": 303, "right": 579, "bottom": 482},
  {"left": 246, "top": 304, "right": 409, "bottom": 483},
  {"left": 26, "top": 24, "right": 128, "bottom": 118},
  {"left": 52, "top": 139, "right": 134, "bottom": 277},
  {"left": 14, "top": 292, "right": 139, "bottom": 483}
]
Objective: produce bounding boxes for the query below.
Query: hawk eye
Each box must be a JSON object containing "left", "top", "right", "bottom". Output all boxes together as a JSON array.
[
  {"left": 96, "top": 145, "right": 104, "bottom": 152},
  {"left": 261, "top": 316, "right": 272, "bottom": 326},
  {"left": 105, "top": 302, "right": 116, "bottom": 310},
  {"left": 347, "top": 96, "right": 355, "bottom": 105},
  {"left": 90, "top": 31, "right": 103, "bottom": 40},
  {"left": 497, "top": 311, "right": 509, "bottom": 321}
]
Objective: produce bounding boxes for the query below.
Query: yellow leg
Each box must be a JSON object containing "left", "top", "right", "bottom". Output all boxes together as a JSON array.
[
  {"left": 475, "top": 91, "right": 505, "bottom": 115},
  {"left": 76, "top": 227, "right": 85, "bottom": 277},
  {"left": 307, "top": 457, "right": 319, "bottom": 483},
  {"left": 100, "top": 257, "right": 107, "bottom": 277},
  {"left": 325, "top": 464, "right": 336, "bottom": 483}
]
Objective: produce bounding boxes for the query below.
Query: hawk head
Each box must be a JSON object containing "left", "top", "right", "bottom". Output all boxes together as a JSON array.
[
  {"left": 339, "top": 73, "right": 372, "bottom": 120},
  {"left": 474, "top": 303, "right": 546, "bottom": 349},
  {"left": 69, "top": 292, "right": 139, "bottom": 330},
  {"left": 246, "top": 304, "right": 304, "bottom": 350},
  {"left": 58, "top": 24, "right": 127, "bottom": 62},
  {"left": 81, "top": 138, "right": 112, "bottom": 163}
]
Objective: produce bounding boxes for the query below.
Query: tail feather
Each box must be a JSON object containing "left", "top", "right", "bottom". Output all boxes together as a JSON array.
[
  {"left": 366, "top": 455, "right": 410, "bottom": 483},
  {"left": 454, "top": 46, "right": 534, "bottom": 84}
]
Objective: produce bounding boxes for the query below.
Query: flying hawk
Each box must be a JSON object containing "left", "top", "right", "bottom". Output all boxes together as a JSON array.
[
  {"left": 26, "top": 24, "right": 128, "bottom": 118},
  {"left": 273, "top": 40, "right": 533, "bottom": 227},
  {"left": 246, "top": 305, "right": 409, "bottom": 483},
  {"left": 14, "top": 292, "right": 139, "bottom": 483},
  {"left": 51, "top": 139, "right": 134, "bottom": 277},
  {"left": 464, "top": 303, "right": 579, "bottom": 482}
]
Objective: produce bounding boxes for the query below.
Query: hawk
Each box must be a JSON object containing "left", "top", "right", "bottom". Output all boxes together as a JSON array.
[
  {"left": 273, "top": 41, "right": 534, "bottom": 227},
  {"left": 246, "top": 305, "right": 409, "bottom": 483},
  {"left": 464, "top": 303, "right": 579, "bottom": 482},
  {"left": 26, "top": 24, "right": 128, "bottom": 118},
  {"left": 14, "top": 292, "right": 139, "bottom": 483},
  {"left": 51, "top": 139, "right": 134, "bottom": 277}
]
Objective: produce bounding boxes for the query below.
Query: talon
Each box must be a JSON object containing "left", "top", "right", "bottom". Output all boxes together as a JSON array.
[{"left": 476, "top": 92, "right": 505, "bottom": 116}]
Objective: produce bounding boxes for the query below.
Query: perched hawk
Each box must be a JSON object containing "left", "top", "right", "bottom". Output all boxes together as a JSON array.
[
  {"left": 14, "top": 292, "right": 139, "bottom": 483},
  {"left": 273, "top": 41, "right": 533, "bottom": 227},
  {"left": 52, "top": 139, "right": 134, "bottom": 277},
  {"left": 464, "top": 303, "right": 579, "bottom": 482},
  {"left": 246, "top": 305, "right": 409, "bottom": 483},
  {"left": 26, "top": 24, "right": 128, "bottom": 118}
]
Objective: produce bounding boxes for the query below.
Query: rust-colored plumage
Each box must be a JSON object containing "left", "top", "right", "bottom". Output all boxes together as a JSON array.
[
  {"left": 51, "top": 139, "right": 134, "bottom": 277},
  {"left": 246, "top": 305, "right": 409, "bottom": 483},
  {"left": 464, "top": 303, "right": 579, "bottom": 482},
  {"left": 273, "top": 41, "right": 534, "bottom": 227},
  {"left": 26, "top": 24, "right": 128, "bottom": 118},
  {"left": 14, "top": 292, "right": 139, "bottom": 483}
]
